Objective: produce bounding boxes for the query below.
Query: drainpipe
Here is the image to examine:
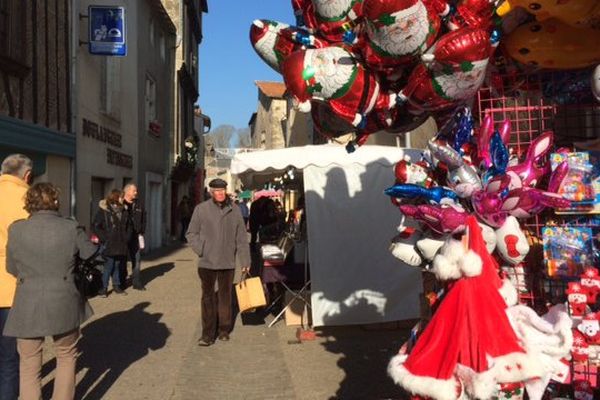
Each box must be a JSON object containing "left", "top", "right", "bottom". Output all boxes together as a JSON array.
[{"left": 69, "top": 0, "right": 79, "bottom": 218}]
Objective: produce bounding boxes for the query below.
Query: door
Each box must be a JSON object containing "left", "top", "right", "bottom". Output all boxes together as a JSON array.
[{"left": 147, "top": 181, "right": 163, "bottom": 250}]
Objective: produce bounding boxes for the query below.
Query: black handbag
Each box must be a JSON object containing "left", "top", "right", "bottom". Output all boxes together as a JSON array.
[{"left": 75, "top": 248, "right": 105, "bottom": 297}]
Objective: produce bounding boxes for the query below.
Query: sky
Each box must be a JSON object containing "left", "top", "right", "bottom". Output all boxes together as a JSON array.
[{"left": 198, "top": 2, "right": 296, "bottom": 131}]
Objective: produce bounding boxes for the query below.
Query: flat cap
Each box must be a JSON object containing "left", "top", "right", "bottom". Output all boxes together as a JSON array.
[{"left": 208, "top": 178, "right": 227, "bottom": 189}]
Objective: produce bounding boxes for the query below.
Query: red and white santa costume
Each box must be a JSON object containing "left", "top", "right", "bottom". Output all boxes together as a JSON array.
[{"left": 388, "top": 216, "right": 544, "bottom": 400}]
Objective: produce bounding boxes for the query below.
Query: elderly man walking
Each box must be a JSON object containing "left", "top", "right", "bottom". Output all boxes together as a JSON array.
[
  {"left": 0, "top": 154, "right": 32, "bottom": 399},
  {"left": 186, "top": 179, "right": 250, "bottom": 346}
]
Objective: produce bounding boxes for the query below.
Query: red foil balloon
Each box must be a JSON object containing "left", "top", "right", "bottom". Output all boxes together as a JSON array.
[
  {"left": 398, "top": 28, "right": 495, "bottom": 114},
  {"left": 360, "top": 0, "right": 444, "bottom": 75},
  {"left": 282, "top": 46, "right": 396, "bottom": 128},
  {"left": 292, "top": 0, "right": 364, "bottom": 44},
  {"left": 447, "top": 0, "right": 496, "bottom": 31}
]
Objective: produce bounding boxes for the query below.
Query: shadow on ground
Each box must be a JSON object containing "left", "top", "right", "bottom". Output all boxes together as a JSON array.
[
  {"left": 140, "top": 262, "right": 175, "bottom": 287},
  {"left": 320, "top": 302, "right": 413, "bottom": 400},
  {"left": 42, "top": 302, "right": 171, "bottom": 400}
]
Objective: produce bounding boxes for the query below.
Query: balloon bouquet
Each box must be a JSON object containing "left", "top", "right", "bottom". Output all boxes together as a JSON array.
[
  {"left": 385, "top": 107, "right": 576, "bottom": 400},
  {"left": 250, "top": 0, "right": 500, "bottom": 151}
]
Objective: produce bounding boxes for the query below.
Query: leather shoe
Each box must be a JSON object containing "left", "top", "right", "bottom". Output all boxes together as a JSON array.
[
  {"left": 133, "top": 285, "right": 146, "bottom": 291},
  {"left": 197, "top": 337, "right": 214, "bottom": 347},
  {"left": 218, "top": 333, "right": 230, "bottom": 341}
]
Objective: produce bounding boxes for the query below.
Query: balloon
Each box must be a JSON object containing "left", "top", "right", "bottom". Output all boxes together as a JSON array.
[
  {"left": 593, "top": 65, "right": 600, "bottom": 102},
  {"left": 472, "top": 189, "right": 508, "bottom": 228},
  {"left": 483, "top": 131, "right": 509, "bottom": 183},
  {"left": 292, "top": 0, "right": 364, "bottom": 44},
  {"left": 399, "top": 204, "right": 468, "bottom": 234},
  {"left": 477, "top": 114, "right": 494, "bottom": 168},
  {"left": 394, "top": 160, "right": 434, "bottom": 187},
  {"left": 502, "top": 187, "right": 572, "bottom": 219},
  {"left": 385, "top": 183, "right": 459, "bottom": 203},
  {"left": 250, "top": 20, "right": 324, "bottom": 73},
  {"left": 360, "top": 0, "right": 443, "bottom": 74},
  {"left": 503, "top": 20, "right": 600, "bottom": 70},
  {"left": 427, "top": 140, "right": 482, "bottom": 198},
  {"left": 447, "top": 0, "right": 497, "bottom": 31},
  {"left": 282, "top": 46, "right": 397, "bottom": 128},
  {"left": 498, "top": 119, "right": 511, "bottom": 145},
  {"left": 547, "top": 160, "right": 568, "bottom": 193},
  {"left": 504, "top": 130, "right": 553, "bottom": 188},
  {"left": 398, "top": 28, "right": 495, "bottom": 113},
  {"left": 496, "top": 0, "right": 600, "bottom": 29}
]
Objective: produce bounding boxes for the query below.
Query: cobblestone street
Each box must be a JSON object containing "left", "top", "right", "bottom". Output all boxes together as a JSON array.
[{"left": 39, "top": 245, "right": 410, "bottom": 400}]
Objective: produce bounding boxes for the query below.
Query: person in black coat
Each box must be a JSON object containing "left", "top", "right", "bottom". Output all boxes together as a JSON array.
[{"left": 92, "top": 189, "right": 129, "bottom": 297}]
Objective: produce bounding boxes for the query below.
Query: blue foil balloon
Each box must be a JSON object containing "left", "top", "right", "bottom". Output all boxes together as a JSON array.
[
  {"left": 384, "top": 184, "right": 458, "bottom": 204},
  {"left": 452, "top": 108, "right": 473, "bottom": 153},
  {"left": 483, "top": 131, "right": 509, "bottom": 183}
]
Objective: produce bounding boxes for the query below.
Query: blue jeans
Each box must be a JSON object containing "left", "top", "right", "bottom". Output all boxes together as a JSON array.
[
  {"left": 0, "top": 308, "right": 19, "bottom": 400},
  {"left": 103, "top": 256, "right": 125, "bottom": 290}
]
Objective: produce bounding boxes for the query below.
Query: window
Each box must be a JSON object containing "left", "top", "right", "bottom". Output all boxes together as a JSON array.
[
  {"left": 145, "top": 75, "right": 156, "bottom": 126},
  {"left": 100, "top": 57, "right": 121, "bottom": 120},
  {"left": 0, "top": 0, "right": 26, "bottom": 71}
]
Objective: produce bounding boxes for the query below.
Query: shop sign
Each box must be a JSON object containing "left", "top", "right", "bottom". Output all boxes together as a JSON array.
[
  {"left": 148, "top": 120, "right": 162, "bottom": 137},
  {"left": 89, "top": 6, "right": 127, "bottom": 56},
  {"left": 107, "top": 148, "right": 133, "bottom": 169},
  {"left": 82, "top": 118, "right": 122, "bottom": 148}
]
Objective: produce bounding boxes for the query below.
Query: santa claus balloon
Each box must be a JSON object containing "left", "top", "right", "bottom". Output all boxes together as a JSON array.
[
  {"left": 292, "top": 0, "right": 364, "bottom": 44},
  {"left": 282, "top": 46, "right": 397, "bottom": 128}
]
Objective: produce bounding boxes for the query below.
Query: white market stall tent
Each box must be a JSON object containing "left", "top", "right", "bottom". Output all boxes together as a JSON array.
[{"left": 231, "top": 144, "right": 424, "bottom": 326}]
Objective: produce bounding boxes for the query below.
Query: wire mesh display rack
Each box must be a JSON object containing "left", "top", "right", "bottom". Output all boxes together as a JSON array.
[{"left": 477, "top": 66, "right": 600, "bottom": 395}]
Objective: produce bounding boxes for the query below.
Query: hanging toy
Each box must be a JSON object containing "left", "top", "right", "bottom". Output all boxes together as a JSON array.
[
  {"left": 427, "top": 140, "right": 482, "bottom": 198},
  {"left": 385, "top": 183, "right": 459, "bottom": 203},
  {"left": 399, "top": 204, "right": 468, "bottom": 234},
  {"left": 292, "top": 0, "right": 364, "bottom": 44}
]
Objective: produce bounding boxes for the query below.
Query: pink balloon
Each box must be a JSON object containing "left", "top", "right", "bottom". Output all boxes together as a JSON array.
[
  {"left": 399, "top": 204, "right": 468, "bottom": 234},
  {"left": 498, "top": 119, "right": 511, "bottom": 145},
  {"left": 504, "top": 131, "right": 554, "bottom": 188},
  {"left": 477, "top": 114, "right": 493, "bottom": 168}
]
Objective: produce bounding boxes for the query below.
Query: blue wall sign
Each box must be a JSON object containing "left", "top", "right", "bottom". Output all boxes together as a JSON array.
[{"left": 89, "top": 6, "right": 126, "bottom": 56}]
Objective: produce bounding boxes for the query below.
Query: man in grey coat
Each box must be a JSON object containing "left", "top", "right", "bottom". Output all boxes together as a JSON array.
[{"left": 186, "top": 178, "right": 250, "bottom": 346}]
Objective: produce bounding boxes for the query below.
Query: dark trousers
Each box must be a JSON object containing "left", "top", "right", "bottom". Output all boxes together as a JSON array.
[
  {"left": 197, "top": 268, "right": 235, "bottom": 340},
  {"left": 180, "top": 218, "right": 191, "bottom": 242},
  {"left": 0, "top": 307, "right": 19, "bottom": 400},
  {"left": 127, "top": 239, "right": 142, "bottom": 288}
]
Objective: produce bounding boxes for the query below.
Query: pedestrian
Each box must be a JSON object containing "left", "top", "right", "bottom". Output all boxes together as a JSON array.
[
  {"left": 186, "top": 178, "right": 251, "bottom": 346},
  {"left": 0, "top": 154, "right": 32, "bottom": 400},
  {"left": 177, "top": 195, "right": 193, "bottom": 243},
  {"left": 3, "top": 182, "right": 97, "bottom": 400},
  {"left": 122, "top": 183, "right": 146, "bottom": 290},
  {"left": 93, "top": 189, "right": 128, "bottom": 297}
]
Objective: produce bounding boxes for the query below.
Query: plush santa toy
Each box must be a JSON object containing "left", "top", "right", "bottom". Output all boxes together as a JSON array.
[
  {"left": 282, "top": 46, "right": 396, "bottom": 128},
  {"left": 580, "top": 268, "right": 600, "bottom": 304},
  {"left": 398, "top": 27, "right": 495, "bottom": 114},
  {"left": 250, "top": 19, "right": 325, "bottom": 73},
  {"left": 572, "top": 330, "right": 590, "bottom": 362},
  {"left": 360, "top": 0, "right": 446, "bottom": 75},
  {"left": 578, "top": 312, "right": 600, "bottom": 344},
  {"left": 567, "top": 282, "right": 588, "bottom": 317},
  {"left": 573, "top": 380, "right": 594, "bottom": 400},
  {"left": 292, "top": 0, "right": 364, "bottom": 44}
]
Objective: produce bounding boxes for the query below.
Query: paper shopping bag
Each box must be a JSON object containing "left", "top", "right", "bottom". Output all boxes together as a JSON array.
[{"left": 235, "top": 276, "right": 267, "bottom": 313}]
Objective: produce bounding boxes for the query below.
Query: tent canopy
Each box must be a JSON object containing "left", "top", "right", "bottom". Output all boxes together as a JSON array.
[
  {"left": 231, "top": 144, "right": 421, "bottom": 189},
  {"left": 231, "top": 144, "right": 425, "bottom": 326}
]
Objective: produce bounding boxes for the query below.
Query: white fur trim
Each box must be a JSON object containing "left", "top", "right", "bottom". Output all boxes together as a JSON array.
[
  {"left": 499, "top": 278, "right": 518, "bottom": 307},
  {"left": 297, "top": 100, "right": 311, "bottom": 113},
  {"left": 432, "top": 253, "right": 461, "bottom": 281},
  {"left": 388, "top": 355, "right": 459, "bottom": 400},
  {"left": 352, "top": 113, "right": 362, "bottom": 127},
  {"left": 422, "top": 53, "right": 435, "bottom": 64},
  {"left": 457, "top": 352, "right": 545, "bottom": 399},
  {"left": 252, "top": 19, "right": 264, "bottom": 28},
  {"left": 459, "top": 250, "right": 482, "bottom": 277}
]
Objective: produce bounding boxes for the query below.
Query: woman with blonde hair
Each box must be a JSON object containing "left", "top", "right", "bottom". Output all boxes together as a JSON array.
[{"left": 2, "top": 182, "right": 97, "bottom": 400}]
